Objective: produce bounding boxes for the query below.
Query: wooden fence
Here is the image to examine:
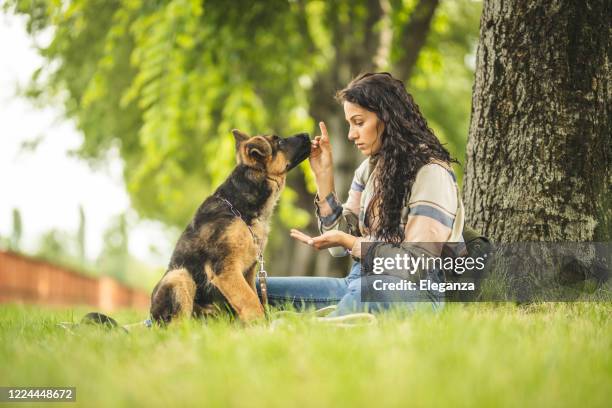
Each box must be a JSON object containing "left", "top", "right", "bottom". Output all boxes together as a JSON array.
[{"left": 0, "top": 250, "right": 149, "bottom": 311}]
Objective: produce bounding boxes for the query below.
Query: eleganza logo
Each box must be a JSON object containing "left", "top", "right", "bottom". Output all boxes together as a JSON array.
[{"left": 359, "top": 241, "right": 611, "bottom": 303}]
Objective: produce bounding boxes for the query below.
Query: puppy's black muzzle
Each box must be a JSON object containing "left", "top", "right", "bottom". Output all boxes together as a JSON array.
[{"left": 285, "top": 133, "right": 311, "bottom": 171}]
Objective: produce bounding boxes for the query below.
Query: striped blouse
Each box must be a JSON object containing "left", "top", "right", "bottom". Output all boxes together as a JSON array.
[{"left": 315, "top": 157, "right": 465, "bottom": 260}]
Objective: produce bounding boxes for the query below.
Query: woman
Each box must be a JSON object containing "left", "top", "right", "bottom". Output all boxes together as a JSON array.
[{"left": 258, "top": 72, "right": 465, "bottom": 316}]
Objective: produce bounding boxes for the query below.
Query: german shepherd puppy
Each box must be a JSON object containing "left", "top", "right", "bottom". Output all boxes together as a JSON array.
[{"left": 150, "top": 130, "right": 310, "bottom": 324}]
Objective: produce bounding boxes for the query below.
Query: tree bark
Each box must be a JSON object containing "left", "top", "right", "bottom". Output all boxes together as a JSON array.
[{"left": 464, "top": 0, "right": 611, "bottom": 242}]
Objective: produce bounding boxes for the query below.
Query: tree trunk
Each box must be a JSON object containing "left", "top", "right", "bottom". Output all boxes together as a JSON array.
[
  {"left": 277, "top": 0, "right": 386, "bottom": 278},
  {"left": 464, "top": 0, "right": 611, "bottom": 242},
  {"left": 271, "top": 0, "right": 444, "bottom": 278}
]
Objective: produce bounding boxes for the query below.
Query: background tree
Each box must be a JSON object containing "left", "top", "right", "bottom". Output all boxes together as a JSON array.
[
  {"left": 33, "top": 207, "right": 92, "bottom": 273},
  {"left": 9, "top": 208, "right": 22, "bottom": 251},
  {"left": 464, "top": 0, "right": 611, "bottom": 242},
  {"left": 77, "top": 205, "right": 86, "bottom": 265},
  {"left": 7, "top": 0, "right": 481, "bottom": 276},
  {"left": 96, "top": 213, "right": 129, "bottom": 281},
  {"left": 35, "top": 228, "right": 74, "bottom": 266}
]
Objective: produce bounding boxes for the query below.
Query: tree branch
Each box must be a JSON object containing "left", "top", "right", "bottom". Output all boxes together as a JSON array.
[
  {"left": 296, "top": 0, "right": 316, "bottom": 54},
  {"left": 393, "top": 0, "right": 440, "bottom": 81},
  {"left": 374, "top": 0, "right": 393, "bottom": 71}
]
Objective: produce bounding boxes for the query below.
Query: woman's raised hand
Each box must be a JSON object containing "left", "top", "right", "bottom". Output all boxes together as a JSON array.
[{"left": 309, "top": 121, "right": 334, "bottom": 177}]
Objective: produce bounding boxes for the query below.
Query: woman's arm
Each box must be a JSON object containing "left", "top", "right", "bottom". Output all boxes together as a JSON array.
[
  {"left": 305, "top": 121, "right": 365, "bottom": 257},
  {"left": 312, "top": 159, "right": 369, "bottom": 256}
]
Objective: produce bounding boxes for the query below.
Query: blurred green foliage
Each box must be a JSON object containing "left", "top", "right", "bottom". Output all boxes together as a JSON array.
[
  {"left": 411, "top": 1, "right": 481, "bottom": 186},
  {"left": 34, "top": 228, "right": 78, "bottom": 267},
  {"left": 94, "top": 213, "right": 161, "bottom": 290},
  {"left": 6, "top": 0, "right": 481, "bottom": 230},
  {"left": 0, "top": 208, "right": 23, "bottom": 251},
  {"left": 96, "top": 213, "right": 129, "bottom": 281}
]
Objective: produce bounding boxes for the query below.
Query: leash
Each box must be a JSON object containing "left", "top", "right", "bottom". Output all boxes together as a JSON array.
[
  {"left": 57, "top": 312, "right": 152, "bottom": 333},
  {"left": 59, "top": 195, "right": 271, "bottom": 332},
  {"left": 60, "top": 196, "right": 271, "bottom": 334},
  {"left": 269, "top": 306, "right": 377, "bottom": 330},
  {"left": 216, "top": 196, "right": 269, "bottom": 308}
]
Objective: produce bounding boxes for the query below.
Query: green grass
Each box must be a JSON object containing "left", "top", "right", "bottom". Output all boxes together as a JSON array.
[{"left": 0, "top": 303, "right": 610, "bottom": 408}]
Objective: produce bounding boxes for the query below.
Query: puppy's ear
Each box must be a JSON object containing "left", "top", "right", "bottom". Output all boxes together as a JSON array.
[
  {"left": 245, "top": 139, "right": 272, "bottom": 162},
  {"left": 246, "top": 142, "right": 271, "bottom": 161},
  {"left": 232, "top": 129, "right": 249, "bottom": 151}
]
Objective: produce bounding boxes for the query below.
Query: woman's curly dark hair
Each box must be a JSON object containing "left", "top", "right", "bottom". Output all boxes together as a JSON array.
[{"left": 336, "top": 72, "right": 457, "bottom": 244}]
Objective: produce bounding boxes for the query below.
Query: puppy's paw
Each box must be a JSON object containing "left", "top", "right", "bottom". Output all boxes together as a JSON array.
[{"left": 239, "top": 304, "right": 265, "bottom": 323}]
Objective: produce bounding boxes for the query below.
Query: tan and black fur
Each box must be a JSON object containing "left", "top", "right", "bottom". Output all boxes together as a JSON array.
[{"left": 150, "top": 130, "right": 310, "bottom": 324}]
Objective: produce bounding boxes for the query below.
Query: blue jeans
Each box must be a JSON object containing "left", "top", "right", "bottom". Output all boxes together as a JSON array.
[{"left": 256, "top": 261, "right": 444, "bottom": 317}]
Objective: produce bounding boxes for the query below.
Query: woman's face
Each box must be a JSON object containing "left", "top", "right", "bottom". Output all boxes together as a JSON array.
[{"left": 343, "top": 101, "right": 384, "bottom": 156}]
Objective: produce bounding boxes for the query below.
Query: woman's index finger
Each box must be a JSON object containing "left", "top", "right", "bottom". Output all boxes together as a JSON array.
[{"left": 319, "top": 121, "right": 329, "bottom": 140}]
